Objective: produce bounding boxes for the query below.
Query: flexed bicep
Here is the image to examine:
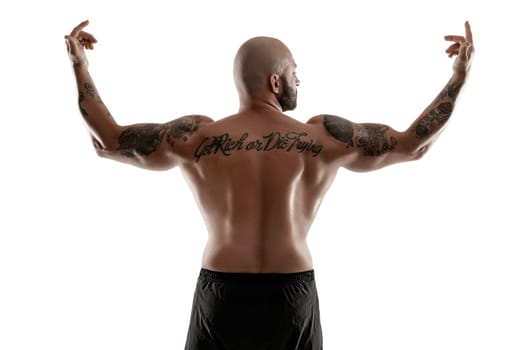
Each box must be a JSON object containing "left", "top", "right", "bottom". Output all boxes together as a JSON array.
[
  {"left": 323, "top": 114, "right": 401, "bottom": 155},
  {"left": 99, "top": 115, "right": 211, "bottom": 170},
  {"left": 321, "top": 114, "right": 411, "bottom": 171},
  {"left": 117, "top": 123, "right": 168, "bottom": 158}
]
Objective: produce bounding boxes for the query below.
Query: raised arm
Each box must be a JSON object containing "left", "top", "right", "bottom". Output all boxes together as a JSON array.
[
  {"left": 312, "top": 21, "right": 474, "bottom": 172},
  {"left": 65, "top": 20, "right": 212, "bottom": 170}
]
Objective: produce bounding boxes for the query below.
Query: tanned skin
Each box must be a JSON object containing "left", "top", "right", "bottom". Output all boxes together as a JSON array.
[{"left": 65, "top": 21, "right": 473, "bottom": 273}]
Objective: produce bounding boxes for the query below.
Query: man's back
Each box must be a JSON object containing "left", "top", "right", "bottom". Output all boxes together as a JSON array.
[
  {"left": 177, "top": 106, "right": 341, "bottom": 272},
  {"left": 65, "top": 20, "right": 472, "bottom": 349}
]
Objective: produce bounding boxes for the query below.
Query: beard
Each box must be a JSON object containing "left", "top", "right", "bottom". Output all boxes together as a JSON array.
[{"left": 277, "top": 76, "right": 297, "bottom": 112}]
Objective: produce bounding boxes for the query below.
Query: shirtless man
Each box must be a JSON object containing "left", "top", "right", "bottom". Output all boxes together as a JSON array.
[{"left": 65, "top": 20, "right": 473, "bottom": 350}]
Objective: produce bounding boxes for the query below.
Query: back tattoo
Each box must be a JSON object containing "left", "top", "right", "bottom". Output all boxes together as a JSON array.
[{"left": 194, "top": 131, "right": 323, "bottom": 163}]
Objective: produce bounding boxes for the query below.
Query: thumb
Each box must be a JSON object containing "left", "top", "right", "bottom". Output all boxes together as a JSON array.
[
  {"left": 64, "top": 35, "right": 76, "bottom": 54},
  {"left": 64, "top": 35, "right": 80, "bottom": 53},
  {"left": 64, "top": 34, "right": 75, "bottom": 47},
  {"left": 64, "top": 35, "right": 72, "bottom": 52}
]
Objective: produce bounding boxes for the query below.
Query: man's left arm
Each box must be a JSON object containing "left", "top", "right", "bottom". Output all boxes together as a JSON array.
[
  {"left": 310, "top": 21, "right": 474, "bottom": 172},
  {"left": 405, "top": 21, "right": 474, "bottom": 157}
]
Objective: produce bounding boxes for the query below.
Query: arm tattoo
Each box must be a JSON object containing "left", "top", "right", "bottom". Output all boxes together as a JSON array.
[
  {"left": 323, "top": 114, "right": 354, "bottom": 148},
  {"left": 78, "top": 91, "right": 88, "bottom": 118},
  {"left": 83, "top": 82, "right": 104, "bottom": 103},
  {"left": 323, "top": 115, "right": 397, "bottom": 156},
  {"left": 83, "top": 82, "right": 97, "bottom": 98},
  {"left": 118, "top": 124, "right": 166, "bottom": 157},
  {"left": 446, "top": 81, "right": 464, "bottom": 99},
  {"left": 77, "top": 82, "right": 107, "bottom": 118},
  {"left": 413, "top": 81, "right": 463, "bottom": 139},
  {"left": 355, "top": 124, "right": 397, "bottom": 156},
  {"left": 414, "top": 102, "right": 453, "bottom": 138},
  {"left": 166, "top": 117, "right": 198, "bottom": 146},
  {"left": 118, "top": 115, "right": 201, "bottom": 158}
]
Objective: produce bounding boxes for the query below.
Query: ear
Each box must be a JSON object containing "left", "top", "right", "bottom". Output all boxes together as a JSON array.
[{"left": 270, "top": 73, "right": 281, "bottom": 94}]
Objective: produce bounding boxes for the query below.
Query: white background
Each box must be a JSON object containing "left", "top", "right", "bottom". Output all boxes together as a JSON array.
[{"left": 1, "top": 0, "right": 524, "bottom": 349}]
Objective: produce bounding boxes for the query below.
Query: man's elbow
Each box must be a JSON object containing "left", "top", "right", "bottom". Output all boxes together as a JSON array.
[
  {"left": 91, "top": 137, "right": 118, "bottom": 159},
  {"left": 408, "top": 143, "right": 433, "bottom": 162},
  {"left": 94, "top": 147, "right": 110, "bottom": 159}
]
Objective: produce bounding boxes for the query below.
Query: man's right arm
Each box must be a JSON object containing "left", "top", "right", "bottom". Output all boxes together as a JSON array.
[{"left": 65, "top": 21, "right": 212, "bottom": 170}]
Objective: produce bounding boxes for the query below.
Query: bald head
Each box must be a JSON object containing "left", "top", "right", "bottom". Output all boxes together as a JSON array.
[{"left": 233, "top": 36, "right": 295, "bottom": 98}]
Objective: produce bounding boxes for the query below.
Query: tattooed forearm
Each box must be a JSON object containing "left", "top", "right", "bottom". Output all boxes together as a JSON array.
[
  {"left": 118, "top": 116, "right": 201, "bottom": 158},
  {"left": 77, "top": 81, "right": 106, "bottom": 119},
  {"left": 446, "top": 81, "right": 464, "bottom": 99},
  {"left": 323, "top": 115, "right": 396, "bottom": 156},
  {"left": 414, "top": 102, "right": 453, "bottom": 138},
  {"left": 413, "top": 81, "right": 463, "bottom": 139},
  {"left": 83, "top": 82, "right": 96, "bottom": 98},
  {"left": 78, "top": 91, "right": 88, "bottom": 118}
]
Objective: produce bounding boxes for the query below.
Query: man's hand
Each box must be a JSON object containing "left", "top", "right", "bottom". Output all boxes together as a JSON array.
[
  {"left": 64, "top": 20, "right": 97, "bottom": 68},
  {"left": 444, "top": 21, "right": 474, "bottom": 77}
]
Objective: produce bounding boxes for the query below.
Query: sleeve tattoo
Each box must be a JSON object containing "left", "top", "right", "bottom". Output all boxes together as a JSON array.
[
  {"left": 323, "top": 81, "right": 463, "bottom": 155},
  {"left": 118, "top": 116, "right": 201, "bottom": 158},
  {"left": 323, "top": 115, "right": 397, "bottom": 156},
  {"left": 412, "top": 81, "right": 463, "bottom": 138}
]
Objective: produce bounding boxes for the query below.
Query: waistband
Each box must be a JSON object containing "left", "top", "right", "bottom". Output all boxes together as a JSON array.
[{"left": 199, "top": 268, "right": 315, "bottom": 284}]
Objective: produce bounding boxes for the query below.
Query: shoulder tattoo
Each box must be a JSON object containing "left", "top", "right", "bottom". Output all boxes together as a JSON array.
[
  {"left": 165, "top": 115, "right": 202, "bottom": 147},
  {"left": 323, "top": 114, "right": 355, "bottom": 148}
]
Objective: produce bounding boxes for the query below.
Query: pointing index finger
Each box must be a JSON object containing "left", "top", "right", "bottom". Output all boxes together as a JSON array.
[{"left": 464, "top": 21, "right": 473, "bottom": 44}]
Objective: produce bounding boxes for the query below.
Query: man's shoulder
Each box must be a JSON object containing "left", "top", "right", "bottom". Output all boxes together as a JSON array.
[
  {"left": 169, "top": 114, "right": 215, "bottom": 129},
  {"left": 186, "top": 115, "right": 215, "bottom": 125},
  {"left": 305, "top": 114, "right": 325, "bottom": 126}
]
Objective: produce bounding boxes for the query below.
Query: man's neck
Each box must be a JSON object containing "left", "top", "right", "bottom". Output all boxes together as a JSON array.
[{"left": 238, "top": 96, "right": 282, "bottom": 113}]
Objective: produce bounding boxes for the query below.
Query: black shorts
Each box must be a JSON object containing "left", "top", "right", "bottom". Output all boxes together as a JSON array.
[{"left": 184, "top": 268, "right": 323, "bottom": 350}]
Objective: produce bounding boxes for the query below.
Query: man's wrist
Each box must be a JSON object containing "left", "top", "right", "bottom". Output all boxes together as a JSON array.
[
  {"left": 72, "top": 62, "right": 89, "bottom": 72},
  {"left": 451, "top": 71, "right": 467, "bottom": 83}
]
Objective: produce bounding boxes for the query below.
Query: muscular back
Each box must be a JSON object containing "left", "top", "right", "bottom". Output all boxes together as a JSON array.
[
  {"left": 69, "top": 21, "right": 472, "bottom": 273},
  {"left": 176, "top": 108, "right": 342, "bottom": 272},
  {"left": 96, "top": 98, "right": 444, "bottom": 273}
]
